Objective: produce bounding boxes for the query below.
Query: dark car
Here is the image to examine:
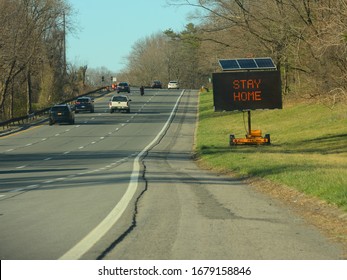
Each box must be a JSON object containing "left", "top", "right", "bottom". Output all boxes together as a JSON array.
[
  {"left": 74, "top": 96, "right": 94, "bottom": 113},
  {"left": 151, "top": 80, "right": 162, "bottom": 88},
  {"left": 49, "top": 104, "right": 75, "bottom": 125},
  {"left": 117, "top": 82, "right": 130, "bottom": 93}
]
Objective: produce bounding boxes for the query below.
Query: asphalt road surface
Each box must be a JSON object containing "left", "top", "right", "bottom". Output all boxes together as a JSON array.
[{"left": 0, "top": 88, "right": 343, "bottom": 260}]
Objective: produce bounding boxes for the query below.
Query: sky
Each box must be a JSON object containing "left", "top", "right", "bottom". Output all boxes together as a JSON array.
[{"left": 66, "top": 0, "right": 197, "bottom": 73}]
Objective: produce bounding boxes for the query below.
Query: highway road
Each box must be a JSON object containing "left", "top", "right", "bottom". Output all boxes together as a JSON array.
[{"left": 0, "top": 88, "right": 344, "bottom": 260}]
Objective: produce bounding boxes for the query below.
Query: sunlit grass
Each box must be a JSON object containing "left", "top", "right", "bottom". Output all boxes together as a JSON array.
[{"left": 196, "top": 91, "right": 347, "bottom": 210}]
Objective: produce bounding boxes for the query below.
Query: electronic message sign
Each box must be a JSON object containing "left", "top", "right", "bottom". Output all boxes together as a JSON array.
[{"left": 212, "top": 70, "right": 282, "bottom": 111}]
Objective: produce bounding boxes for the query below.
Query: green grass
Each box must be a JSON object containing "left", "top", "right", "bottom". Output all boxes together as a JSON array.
[{"left": 196, "top": 91, "right": 347, "bottom": 210}]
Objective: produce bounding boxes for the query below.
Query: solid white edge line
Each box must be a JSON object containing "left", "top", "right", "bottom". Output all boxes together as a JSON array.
[{"left": 59, "top": 90, "right": 185, "bottom": 260}]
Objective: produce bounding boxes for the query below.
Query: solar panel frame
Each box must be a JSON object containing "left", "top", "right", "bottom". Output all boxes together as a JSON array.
[{"left": 218, "top": 57, "right": 276, "bottom": 71}]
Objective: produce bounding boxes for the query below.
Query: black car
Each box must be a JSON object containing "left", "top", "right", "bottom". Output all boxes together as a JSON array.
[
  {"left": 49, "top": 104, "right": 75, "bottom": 125},
  {"left": 117, "top": 82, "right": 130, "bottom": 93},
  {"left": 74, "top": 96, "right": 94, "bottom": 113},
  {"left": 151, "top": 80, "right": 162, "bottom": 88}
]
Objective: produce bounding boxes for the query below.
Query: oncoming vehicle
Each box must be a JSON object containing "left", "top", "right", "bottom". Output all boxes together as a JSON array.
[
  {"left": 74, "top": 96, "right": 94, "bottom": 113},
  {"left": 117, "top": 82, "right": 130, "bottom": 93},
  {"left": 109, "top": 95, "right": 131, "bottom": 113},
  {"left": 168, "top": 81, "right": 179, "bottom": 89},
  {"left": 49, "top": 104, "right": 75, "bottom": 125}
]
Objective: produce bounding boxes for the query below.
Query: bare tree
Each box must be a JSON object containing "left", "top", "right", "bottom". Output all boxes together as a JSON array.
[
  {"left": 168, "top": 0, "right": 347, "bottom": 105},
  {"left": 0, "top": 0, "right": 72, "bottom": 119},
  {"left": 124, "top": 33, "right": 170, "bottom": 86}
]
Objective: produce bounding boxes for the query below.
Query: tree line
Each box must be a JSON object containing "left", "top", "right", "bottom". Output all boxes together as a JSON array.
[
  {"left": 2, "top": 0, "right": 346, "bottom": 122},
  {"left": 120, "top": 0, "right": 347, "bottom": 107},
  {"left": 0, "top": 0, "right": 89, "bottom": 122}
]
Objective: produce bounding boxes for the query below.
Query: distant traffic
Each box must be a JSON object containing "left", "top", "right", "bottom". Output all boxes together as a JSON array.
[{"left": 48, "top": 81, "right": 180, "bottom": 125}]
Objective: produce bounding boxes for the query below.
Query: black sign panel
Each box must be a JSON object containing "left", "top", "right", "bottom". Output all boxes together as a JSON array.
[{"left": 212, "top": 71, "right": 282, "bottom": 111}]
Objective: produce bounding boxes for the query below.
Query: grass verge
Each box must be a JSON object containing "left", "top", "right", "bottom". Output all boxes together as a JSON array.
[{"left": 196, "top": 91, "right": 347, "bottom": 211}]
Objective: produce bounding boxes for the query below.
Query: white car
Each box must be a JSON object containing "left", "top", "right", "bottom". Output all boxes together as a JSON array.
[
  {"left": 168, "top": 81, "right": 179, "bottom": 89},
  {"left": 109, "top": 95, "right": 131, "bottom": 113}
]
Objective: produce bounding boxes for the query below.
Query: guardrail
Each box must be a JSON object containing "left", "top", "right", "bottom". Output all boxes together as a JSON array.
[{"left": 0, "top": 87, "right": 109, "bottom": 131}]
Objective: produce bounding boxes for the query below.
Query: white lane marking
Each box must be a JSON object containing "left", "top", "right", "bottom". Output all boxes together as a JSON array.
[
  {"left": 6, "top": 149, "right": 14, "bottom": 152},
  {"left": 9, "top": 188, "right": 25, "bottom": 193},
  {"left": 9, "top": 184, "right": 39, "bottom": 193},
  {"left": 55, "top": 134, "right": 60, "bottom": 136},
  {"left": 0, "top": 195, "right": 5, "bottom": 198},
  {"left": 26, "top": 185, "right": 39, "bottom": 190},
  {"left": 44, "top": 158, "right": 52, "bottom": 161},
  {"left": 41, "top": 138, "right": 47, "bottom": 141},
  {"left": 43, "top": 180, "right": 53, "bottom": 184},
  {"left": 16, "top": 165, "right": 27, "bottom": 169},
  {"left": 63, "top": 151, "right": 70, "bottom": 155},
  {"left": 78, "top": 146, "right": 84, "bottom": 149},
  {"left": 25, "top": 143, "right": 33, "bottom": 147},
  {"left": 59, "top": 89, "right": 186, "bottom": 260},
  {"left": 54, "top": 178, "right": 66, "bottom": 182}
]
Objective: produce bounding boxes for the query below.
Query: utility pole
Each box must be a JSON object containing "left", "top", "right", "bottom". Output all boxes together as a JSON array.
[{"left": 63, "top": 11, "right": 67, "bottom": 76}]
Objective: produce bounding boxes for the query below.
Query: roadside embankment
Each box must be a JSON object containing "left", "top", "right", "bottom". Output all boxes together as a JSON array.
[{"left": 195, "top": 91, "right": 347, "bottom": 252}]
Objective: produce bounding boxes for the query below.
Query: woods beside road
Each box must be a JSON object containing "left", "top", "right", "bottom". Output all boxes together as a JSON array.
[{"left": 2, "top": 0, "right": 347, "bottom": 125}]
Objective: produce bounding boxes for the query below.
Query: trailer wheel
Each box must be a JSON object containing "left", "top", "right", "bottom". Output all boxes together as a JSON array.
[
  {"left": 264, "top": 134, "right": 271, "bottom": 145},
  {"left": 229, "top": 134, "right": 236, "bottom": 146}
]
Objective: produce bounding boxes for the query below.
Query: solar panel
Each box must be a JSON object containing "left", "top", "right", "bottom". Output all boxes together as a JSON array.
[
  {"left": 238, "top": 59, "right": 257, "bottom": 69},
  {"left": 255, "top": 58, "right": 276, "bottom": 68},
  {"left": 218, "top": 57, "right": 276, "bottom": 71},
  {"left": 219, "top": 59, "right": 240, "bottom": 70}
]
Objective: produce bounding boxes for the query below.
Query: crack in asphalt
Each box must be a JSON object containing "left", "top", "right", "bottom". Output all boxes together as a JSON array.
[
  {"left": 96, "top": 155, "right": 149, "bottom": 260},
  {"left": 96, "top": 91, "right": 187, "bottom": 260}
]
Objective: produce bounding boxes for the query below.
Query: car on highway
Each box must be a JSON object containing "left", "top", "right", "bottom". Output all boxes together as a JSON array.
[
  {"left": 49, "top": 104, "right": 75, "bottom": 125},
  {"left": 168, "top": 81, "right": 179, "bottom": 89},
  {"left": 74, "top": 96, "right": 94, "bottom": 113},
  {"left": 117, "top": 82, "right": 130, "bottom": 93},
  {"left": 151, "top": 80, "right": 162, "bottom": 89},
  {"left": 109, "top": 95, "right": 131, "bottom": 113}
]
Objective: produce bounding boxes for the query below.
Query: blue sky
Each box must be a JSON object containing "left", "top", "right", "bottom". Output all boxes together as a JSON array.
[{"left": 67, "top": 0, "right": 197, "bottom": 73}]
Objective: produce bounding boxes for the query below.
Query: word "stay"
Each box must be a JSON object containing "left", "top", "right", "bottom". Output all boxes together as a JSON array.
[{"left": 233, "top": 79, "right": 261, "bottom": 90}]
